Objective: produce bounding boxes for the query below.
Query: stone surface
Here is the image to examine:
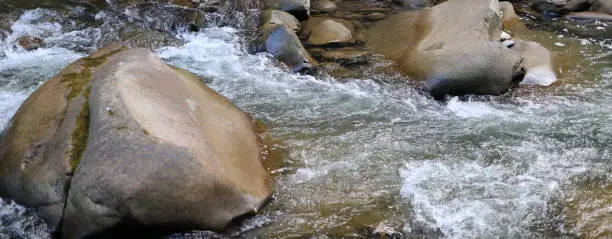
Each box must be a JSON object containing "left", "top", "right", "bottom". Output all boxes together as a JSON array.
[
  {"left": 308, "top": 19, "right": 354, "bottom": 46},
  {"left": 0, "top": 45, "right": 274, "bottom": 238},
  {"left": 311, "top": 0, "right": 338, "bottom": 13},
  {"left": 551, "top": 0, "right": 596, "bottom": 13},
  {"left": 367, "top": 0, "right": 525, "bottom": 98},
  {"left": 61, "top": 48, "right": 273, "bottom": 238},
  {"left": 512, "top": 39, "right": 557, "bottom": 86},
  {"left": 365, "top": 12, "right": 388, "bottom": 21},
  {"left": 589, "top": 0, "right": 612, "bottom": 14},
  {"left": 0, "top": 44, "right": 126, "bottom": 231},
  {"left": 17, "top": 36, "right": 43, "bottom": 51},
  {"left": 264, "top": 25, "right": 318, "bottom": 71},
  {"left": 264, "top": 0, "right": 310, "bottom": 20},
  {"left": 320, "top": 49, "right": 371, "bottom": 64},
  {"left": 262, "top": 9, "right": 301, "bottom": 32},
  {"left": 259, "top": 9, "right": 316, "bottom": 72},
  {"left": 560, "top": 177, "right": 612, "bottom": 238}
]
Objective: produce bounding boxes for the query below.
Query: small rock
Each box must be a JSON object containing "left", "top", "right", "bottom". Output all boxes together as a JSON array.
[
  {"left": 308, "top": 19, "right": 354, "bottom": 46},
  {"left": 364, "top": 222, "right": 403, "bottom": 239},
  {"left": 311, "top": 0, "right": 338, "bottom": 13},
  {"left": 358, "top": 8, "right": 389, "bottom": 13},
  {"left": 364, "top": 12, "right": 388, "bottom": 21},
  {"left": 264, "top": 0, "right": 310, "bottom": 20},
  {"left": 321, "top": 49, "right": 371, "bottom": 64},
  {"left": 17, "top": 36, "right": 44, "bottom": 51},
  {"left": 262, "top": 9, "right": 301, "bottom": 32},
  {"left": 554, "top": 42, "right": 566, "bottom": 47},
  {"left": 354, "top": 32, "right": 366, "bottom": 43},
  {"left": 332, "top": 11, "right": 347, "bottom": 18},
  {"left": 344, "top": 13, "right": 364, "bottom": 20},
  {"left": 502, "top": 39, "right": 515, "bottom": 48},
  {"left": 321, "top": 62, "right": 360, "bottom": 78},
  {"left": 500, "top": 31, "right": 511, "bottom": 41},
  {"left": 265, "top": 25, "right": 318, "bottom": 72}
]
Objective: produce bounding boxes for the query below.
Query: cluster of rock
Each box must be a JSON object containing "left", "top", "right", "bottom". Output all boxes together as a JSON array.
[
  {"left": 0, "top": 45, "right": 273, "bottom": 238},
  {"left": 259, "top": 0, "right": 560, "bottom": 99},
  {"left": 529, "top": 0, "right": 611, "bottom": 19}
]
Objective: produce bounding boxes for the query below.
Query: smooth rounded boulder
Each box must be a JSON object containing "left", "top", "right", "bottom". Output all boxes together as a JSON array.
[
  {"left": 0, "top": 45, "right": 274, "bottom": 238},
  {"left": 512, "top": 39, "right": 557, "bottom": 86},
  {"left": 61, "top": 48, "right": 273, "bottom": 238},
  {"left": 368, "top": 0, "right": 525, "bottom": 98},
  {"left": 0, "top": 44, "right": 127, "bottom": 231},
  {"left": 307, "top": 19, "right": 354, "bottom": 46}
]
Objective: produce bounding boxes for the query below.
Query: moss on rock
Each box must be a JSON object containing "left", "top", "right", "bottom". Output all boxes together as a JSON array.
[{"left": 70, "top": 87, "right": 90, "bottom": 171}]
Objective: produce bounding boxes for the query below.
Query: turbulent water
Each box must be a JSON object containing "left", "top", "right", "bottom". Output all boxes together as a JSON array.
[{"left": 1, "top": 5, "right": 611, "bottom": 239}]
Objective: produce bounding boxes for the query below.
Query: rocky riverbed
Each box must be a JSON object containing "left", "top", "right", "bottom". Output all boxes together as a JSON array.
[{"left": 0, "top": 0, "right": 610, "bottom": 238}]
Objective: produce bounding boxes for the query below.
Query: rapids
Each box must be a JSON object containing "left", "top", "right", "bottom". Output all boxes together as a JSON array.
[{"left": 0, "top": 3, "right": 610, "bottom": 239}]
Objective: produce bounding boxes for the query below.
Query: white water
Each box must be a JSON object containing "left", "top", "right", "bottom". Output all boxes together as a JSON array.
[{"left": 1, "top": 8, "right": 611, "bottom": 239}]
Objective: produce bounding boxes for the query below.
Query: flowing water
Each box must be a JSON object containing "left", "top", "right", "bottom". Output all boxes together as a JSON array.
[{"left": 0, "top": 3, "right": 611, "bottom": 239}]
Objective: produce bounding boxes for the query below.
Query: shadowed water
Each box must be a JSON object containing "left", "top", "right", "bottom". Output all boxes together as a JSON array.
[{"left": 1, "top": 5, "right": 611, "bottom": 239}]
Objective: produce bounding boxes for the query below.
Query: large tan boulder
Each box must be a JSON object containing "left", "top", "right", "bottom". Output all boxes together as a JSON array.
[
  {"left": 0, "top": 44, "right": 127, "bottom": 231},
  {"left": 367, "top": 0, "right": 525, "bottom": 98},
  {"left": 0, "top": 46, "right": 274, "bottom": 238}
]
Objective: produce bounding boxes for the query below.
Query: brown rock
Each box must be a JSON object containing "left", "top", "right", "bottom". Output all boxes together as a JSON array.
[
  {"left": 311, "top": 0, "right": 338, "bottom": 13},
  {"left": 321, "top": 49, "right": 371, "bottom": 64},
  {"left": 17, "top": 36, "right": 43, "bottom": 51},
  {"left": 308, "top": 19, "right": 354, "bottom": 46},
  {"left": 364, "top": 12, "right": 388, "bottom": 21}
]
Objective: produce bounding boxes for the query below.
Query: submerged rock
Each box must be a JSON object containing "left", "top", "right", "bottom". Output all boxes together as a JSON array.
[
  {"left": 392, "top": 0, "right": 435, "bottom": 9},
  {"left": 320, "top": 49, "right": 371, "bottom": 64},
  {"left": 368, "top": 0, "right": 525, "bottom": 98},
  {"left": 17, "top": 36, "right": 43, "bottom": 51},
  {"left": 560, "top": 177, "right": 612, "bottom": 238},
  {"left": 0, "top": 45, "right": 274, "bottom": 238}
]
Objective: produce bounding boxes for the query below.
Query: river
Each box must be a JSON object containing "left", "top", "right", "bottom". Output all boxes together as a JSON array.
[{"left": 0, "top": 2, "right": 610, "bottom": 239}]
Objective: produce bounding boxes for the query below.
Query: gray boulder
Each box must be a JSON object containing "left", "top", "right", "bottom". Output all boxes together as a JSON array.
[{"left": 264, "top": 25, "right": 317, "bottom": 72}]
